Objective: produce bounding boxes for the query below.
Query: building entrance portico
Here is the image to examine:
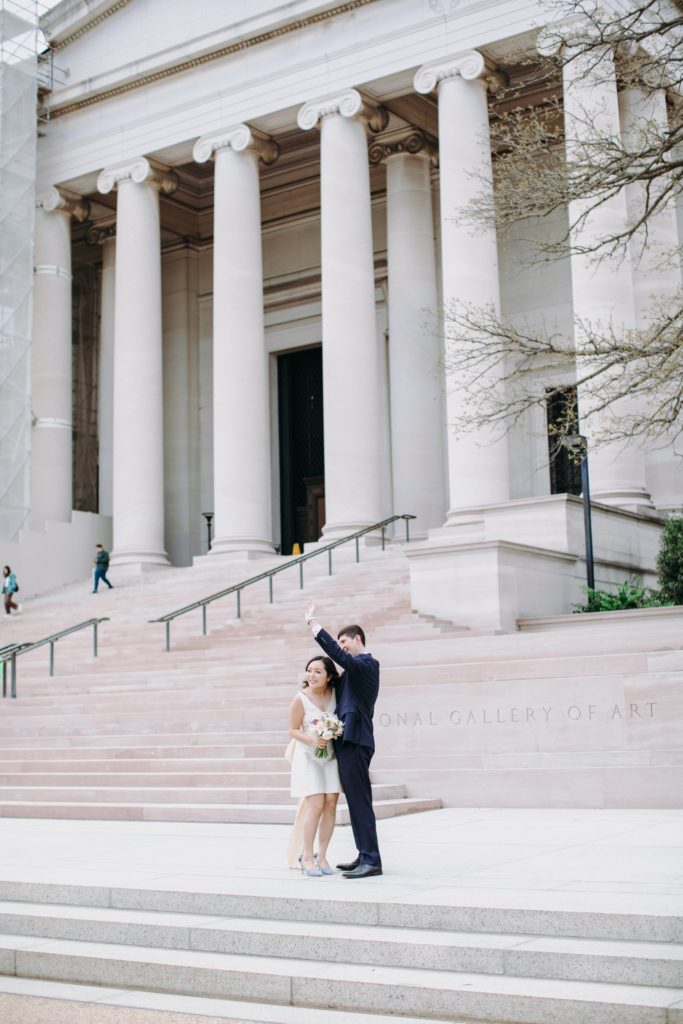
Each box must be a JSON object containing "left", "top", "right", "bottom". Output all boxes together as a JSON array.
[{"left": 8, "top": 0, "right": 678, "bottom": 621}]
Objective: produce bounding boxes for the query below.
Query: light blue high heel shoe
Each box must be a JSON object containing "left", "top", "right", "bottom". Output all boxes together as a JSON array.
[
  {"left": 298, "top": 854, "right": 322, "bottom": 877},
  {"left": 315, "top": 854, "right": 334, "bottom": 875}
]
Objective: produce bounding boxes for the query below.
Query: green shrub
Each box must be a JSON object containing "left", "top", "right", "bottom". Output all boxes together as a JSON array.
[
  {"left": 657, "top": 515, "right": 683, "bottom": 606},
  {"left": 573, "top": 579, "right": 669, "bottom": 613}
]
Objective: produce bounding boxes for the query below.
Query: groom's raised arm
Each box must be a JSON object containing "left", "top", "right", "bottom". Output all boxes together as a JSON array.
[
  {"left": 304, "top": 603, "right": 377, "bottom": 702},
  {"left": 312, "top": 626, "right": 357, "bottom": 671},
  {"left": 305, "top": 599, "right": 356, "bottom": 670}
]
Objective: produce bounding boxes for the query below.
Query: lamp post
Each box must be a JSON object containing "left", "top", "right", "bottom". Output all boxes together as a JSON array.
[
  {"left": 562, "top": 435, "right": 595, "bottom": 590},
  {"left": 201, "top": 512, "right": 214, "bottom": 555}
]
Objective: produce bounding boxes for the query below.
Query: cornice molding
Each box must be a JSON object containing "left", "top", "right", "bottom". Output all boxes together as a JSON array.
[
  {"left": 193, "top": 125, "right": 279, "bottom": 165},
  {"left": 97, "top": 157, "right": 179, "bottom": 196},
  {"left": 36, "top": 186, "right": 90, "bottom": 222},
  {"left": 45, "top": 0, "right": 379, "bottom": 119},
  {"left": 368, "top": 127, "right": 438, "bottom": 166},
  {"left": 297, "top": 88, "right": 388, "bottom": 132},
  {"left": 48, "top": 0, "right": 131, "bottom": 52}
]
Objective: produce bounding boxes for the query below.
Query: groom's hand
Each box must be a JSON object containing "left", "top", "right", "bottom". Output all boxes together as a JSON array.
[{"left": 305, "top": 600, "right": 322, "bottom": 637}]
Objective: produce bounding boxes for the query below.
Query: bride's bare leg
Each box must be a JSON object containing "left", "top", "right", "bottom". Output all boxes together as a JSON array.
[
  {"left": 316, "top": 793, "right": 339, "bottom": 868},
  {"left": 301, "top": 794, "right": 324, "bottom": 869}
]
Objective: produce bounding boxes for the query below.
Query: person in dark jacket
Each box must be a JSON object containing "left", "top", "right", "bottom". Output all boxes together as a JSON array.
[
  {"left": 92, "top": 544, "right": 113, "bottom": 593},
  {"left": 2, "top": 566, "right": 19, "bottom": 614},
  {"left": 305, "top": 598, "right": 382, "bottom": 878}
]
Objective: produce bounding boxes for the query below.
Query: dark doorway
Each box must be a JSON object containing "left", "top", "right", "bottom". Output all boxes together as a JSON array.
[{"left": 278, "top": 347, "right": 325, "bottom": 555}]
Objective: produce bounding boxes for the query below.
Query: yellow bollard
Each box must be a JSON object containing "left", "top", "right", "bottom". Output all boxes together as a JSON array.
[{"left": 291, "top": 542, "right": 301, "bottom": 555}]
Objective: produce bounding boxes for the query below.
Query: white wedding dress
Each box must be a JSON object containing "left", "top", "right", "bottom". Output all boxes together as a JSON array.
[
  {"left": 289, "top": 689, "right": 341, "bottom": 797},
  {"left": 287, "top": 688, "right": 341, "bottom": 867}
]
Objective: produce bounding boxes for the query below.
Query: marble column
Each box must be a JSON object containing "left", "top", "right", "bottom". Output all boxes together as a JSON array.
[
  {"left": 32, "top": 187, "right": 90, "bottom": 526},
  {"left": 560, "top": 45, "right": 652, "bottom": 510},
  {"left": 298, "top": 89, "right": 387, "bottom": 537},
  {"left": 97, "top": 157, "right": 177, "bottom": 567},
  {"left": 193, "top": 125, "right": 277, "bottom": 557},
  {"left": 415, "top": 51, "right": 510, "bottom": 521},
  {"left": 619, "top": 85, "right": 683, "bottom": 513},
  {"left": 86, "top": 223, "right": 116, "bottom": 517},
  {"left": 369, "top": 128, "right": 445, "bottom": 536}
]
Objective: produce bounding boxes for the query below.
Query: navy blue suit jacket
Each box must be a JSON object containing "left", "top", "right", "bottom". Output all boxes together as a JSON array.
[{"left": 313, "top": 628, "right": 379, "bottom": 751}]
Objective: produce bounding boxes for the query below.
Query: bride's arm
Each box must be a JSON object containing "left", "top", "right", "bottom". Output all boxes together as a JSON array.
[{"left": 289, "top": 695, "right": 326, "bottom": 748}]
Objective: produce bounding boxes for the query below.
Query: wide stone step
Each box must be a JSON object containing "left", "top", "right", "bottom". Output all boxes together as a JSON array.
[
  {"left": 0, "top": 901, "right": 680, "bottom": 987},
  {"left": 0, "top": 710, "right": 292, "bottom": 733},
  {"left": 0, "top": 757, "right": 293, "bottom": 771},
  {"left": 0, "top": 782, "right": 407, "bottom": 804},
  {"left": 0, "top": 736, "right": 288, "bottom": 750},
  {"left": 0, "top": 772, "right": 294, "bottom": 786},
  {"left": 2, "top": 879, "right": 679, "bottom": 943},
  {"left": 0, "top": 977, "right": 452, "bottom": 1024},
  {"left": 0, "top": 933, "right": 680, "bottom": 1023},
  {"left": 0, "top": 796, "right": 441, "bottom": 823}
]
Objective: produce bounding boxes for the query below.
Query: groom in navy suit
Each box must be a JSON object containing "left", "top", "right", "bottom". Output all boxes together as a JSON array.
[{"left": 305, "top": 599, "right": 382, "bottom": 878}]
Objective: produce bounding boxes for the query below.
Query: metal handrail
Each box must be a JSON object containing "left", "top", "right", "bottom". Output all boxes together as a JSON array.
[
  {"left": 0, "top": 618, "right": 109, "bottom": 699},
  {"left": 150, "top": 513, "right": 416, "bottom": 651}
]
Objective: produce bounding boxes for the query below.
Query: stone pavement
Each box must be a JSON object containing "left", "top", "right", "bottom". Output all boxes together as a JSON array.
[
  {"left": 0, "top": 806, "right": 682, "bottom": 899},
  {"left": 0, "top": 807, "right": 681, "bottom": 1023}
]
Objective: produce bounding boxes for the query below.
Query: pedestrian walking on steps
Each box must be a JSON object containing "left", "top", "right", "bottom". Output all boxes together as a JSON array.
[
  {"left": 92, "top": 544, "right": 113, "bottom": 593},
  {"left": 2, "top": 565, "right": 20, "bottom": 615}
]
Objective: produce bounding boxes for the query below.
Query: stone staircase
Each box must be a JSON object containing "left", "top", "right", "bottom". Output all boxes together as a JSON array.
[
  {"left": 2, "top": 550, "right": 683, "bottom": 1023},
  {"left": 1, "top": 541, "right": 682, "bottom": 815},
  {"left": 0, "top": 877, "right": 681, "bottom": 1023},
  {"left": 0, "top": 546, "right": 443, "bottom": 823}
]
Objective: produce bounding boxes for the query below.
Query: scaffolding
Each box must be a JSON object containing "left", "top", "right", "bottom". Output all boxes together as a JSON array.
[{"left": 0, "top": 0, "right": 41, "bottom": 539}]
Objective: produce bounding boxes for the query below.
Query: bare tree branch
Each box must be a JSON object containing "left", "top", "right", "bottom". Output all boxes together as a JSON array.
[{"left": 445, "top": 0, "right": 683, "bottom": 454}]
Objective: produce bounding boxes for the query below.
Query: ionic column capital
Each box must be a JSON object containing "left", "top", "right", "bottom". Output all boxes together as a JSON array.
[
  {"left": 368, "top": 127, "right": 438, "bottom": 167},
  {"left": 192, "top": 124, "right": 279, "bottom": 165},
  {"left": 85, "top": 221, "right": 116, "bottom": 246},
  {"left": 97, "top": 157, "right": 179, "bottom": 196},
  {"left": 414, "top": 51, "right": 502, "bottom": 94},
  {"left": 297, "top": 88, "right": 388, "bottom": 133},
  {"left": 36, "top": 186, "right": 90, "bottom": 222},
  {"left": 537, "top": 17, "right": 596, "bottom": 58}
]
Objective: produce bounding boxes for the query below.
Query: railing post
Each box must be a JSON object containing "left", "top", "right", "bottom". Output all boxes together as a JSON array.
[
  {"left": 328, "top": 548, "right": 332, "bottom": 576},
  {"left": 165, "top": 621, "right": 170, "bottom": 653},
  {"left": 2, "top": 660, "right": 6, "bottom": 698},
  {"left": 49, "top": 641, "right": 55, "bottom": 677},
  {"left": 202, "top": 605, "right": 207, "bottom": 636},
  {"left": 299, "top": 560, "right": 304, "bottom": 590},
  {"left": 236, "top": 590, "right": 241, "bottom": 619},
  {"left": 268, "top": 576, "right": 273, "bottom": 604},
  {"left": 93, "top": 621, "right": 99, "bottom": 658},
  {"left": 381, "top": 527, "right": 385, "bottom": 551},
  {"left": 355, "top": 537, "right": 359, "bottom": 563},
  {"left": 405, "top": 516, "right": 411, "bottom": 543},
  {"left": 10, "top": 653, "right": 17, "bottom": 698}
]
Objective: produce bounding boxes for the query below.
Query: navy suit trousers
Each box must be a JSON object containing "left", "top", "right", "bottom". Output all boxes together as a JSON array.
[{"left": 336, "top": 742, "right": 381, "bottom": 867}]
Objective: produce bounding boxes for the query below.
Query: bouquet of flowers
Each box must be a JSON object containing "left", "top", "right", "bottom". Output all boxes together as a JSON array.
[{"left": 310, "top": 712, "right": 344, "bottom": 758}]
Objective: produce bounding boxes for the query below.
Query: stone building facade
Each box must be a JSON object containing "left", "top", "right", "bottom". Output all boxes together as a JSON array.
[{"left": 13, "top": 0, "right": 683, "bottom": 627}]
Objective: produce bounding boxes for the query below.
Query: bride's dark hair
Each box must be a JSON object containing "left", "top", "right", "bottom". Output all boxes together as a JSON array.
[{"left": 303, "top": 655, "right": 339, "bottom": 688}]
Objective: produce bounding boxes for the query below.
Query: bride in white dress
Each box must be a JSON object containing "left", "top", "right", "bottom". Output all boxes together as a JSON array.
[{"left": 287, "top": 655, "right": 341, "bottom": 875}]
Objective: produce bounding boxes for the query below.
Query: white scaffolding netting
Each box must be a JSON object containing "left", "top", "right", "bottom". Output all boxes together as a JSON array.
[{"left": 0, "top": 0, "right": 38, "bottom": 539}]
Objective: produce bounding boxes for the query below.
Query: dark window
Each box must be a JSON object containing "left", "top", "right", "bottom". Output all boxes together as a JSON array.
[{"left": 547, "top": 386, "right": 581, "bottom": 495}]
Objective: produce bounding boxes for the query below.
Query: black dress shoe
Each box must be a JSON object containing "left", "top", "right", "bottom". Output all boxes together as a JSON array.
[
  {"left": 342, "top": 863, "right": 383, "bottom": 879},
  {"left": 336, "top": 857, "right": 360, "bottom": 871}
]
